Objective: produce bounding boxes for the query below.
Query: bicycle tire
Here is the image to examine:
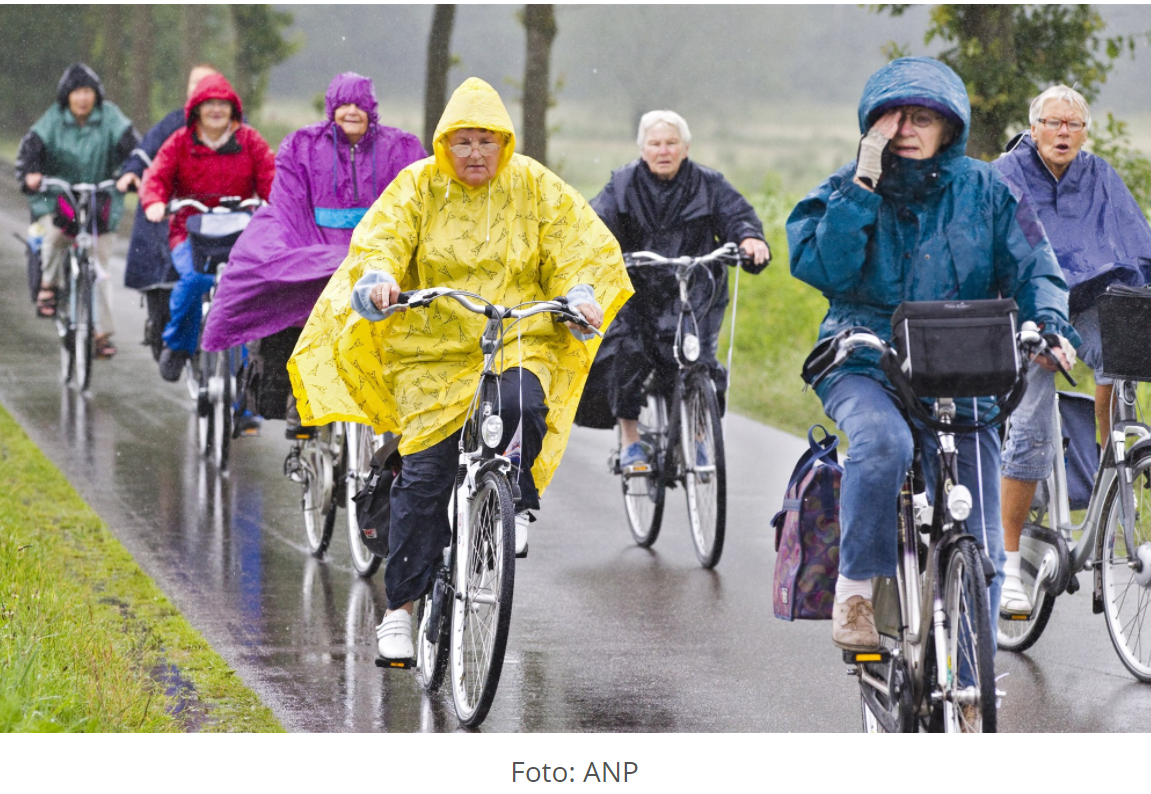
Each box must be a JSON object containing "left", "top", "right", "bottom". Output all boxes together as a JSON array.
[
  {"left": 197, "top": 351, "right": 214, "bottom": 458},
  {"left": 1098, "top": 450, "right": 1151, "bottom": 682},
  {"left": 941, "top": 537, "right": 997, "bottom": 733},
  {"left": 212, "top": 348, "right": 233, "bottom": 470},
  {"left": 299, "top": 431, "right": 336, "bottom": 558},
  {"left": 57, "top": 279, "right": 74, "bottom": 384},
  {"left": 74, "top": 264, "right": 95, "bottom": 392},
  {"left": 681, "top": 374, "right": 726, "bottom": 568},
  {"left": 416, "top": 587, "right": 449, "bottom": 693},
  {"left": 450, "top": 469, "right": 515, "bottom": 727},
  {"left": 343, "top": 423, "right": 383, "bottom": 578},
  {"left": 622, "top": 392, "right": 667, "bottom": 547}
]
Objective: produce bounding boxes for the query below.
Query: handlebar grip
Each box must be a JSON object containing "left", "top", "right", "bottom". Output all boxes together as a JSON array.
[{"left": 395, "top": 290, "right": 414, "bottom": 305}]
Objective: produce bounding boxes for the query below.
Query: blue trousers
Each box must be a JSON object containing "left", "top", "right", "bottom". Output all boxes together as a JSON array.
[
  {"left": 163, "top": 240, "right": 214, "bottom": 354},
  {"left": 385, "top": 368, "right": 548, "bottom": 610},
  {"left": 821, "top": 375, "right": 1005, "bottom": 615}
]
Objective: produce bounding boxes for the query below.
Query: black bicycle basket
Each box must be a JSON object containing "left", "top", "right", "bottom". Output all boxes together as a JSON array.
[
  {"left": 186, "top": 211, "right": 251, "bottom": 274},
  {"left": 890, "top": 298, "right": 1020, "bottom": 398},
  {"left": 1097, "top": 285, "right": 1151, "bottom": 382}
]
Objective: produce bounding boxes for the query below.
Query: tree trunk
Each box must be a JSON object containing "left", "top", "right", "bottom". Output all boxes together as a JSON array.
[
  {"left": 95, "top": 5, "right": 128, "bottom": 102},
  {"left": 423, "top": 5, "right": 456, "bottom": 154},
  {"left": 952, "top": 5, "right": 1018, "bottom": 160},
  {"left": 181, "top": 7, "right": 207, "bottom": 77},
  {"left": 521, "top": 5, "right": 557, "bottom": 166},
  {"left": 128, "top": 5, "right": 156, "bottom": 127}
]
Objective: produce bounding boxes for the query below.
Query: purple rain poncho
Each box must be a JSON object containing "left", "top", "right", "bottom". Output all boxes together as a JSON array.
[
  {"left": 201, "top": 72, "right": 427, "bottom": 351},
  {"left": 995, "top": 133, "right": 1151, "bottom": 313}
]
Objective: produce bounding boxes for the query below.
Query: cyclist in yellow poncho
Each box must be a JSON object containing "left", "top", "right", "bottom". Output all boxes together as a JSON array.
[{"left": 288, "top": 77, "right": 632, "bottom": 660}]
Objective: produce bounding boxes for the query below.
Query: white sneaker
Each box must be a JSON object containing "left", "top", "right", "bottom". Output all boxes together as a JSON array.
[
  {"left": 515, "top": 512, "right": 530, "bottom": 558},
  {"left": 1000, "top": 572, "right": 1032, "bottom": 616},
  {"left": 376, "top": 610, "right": 413, "bottom": 660}
]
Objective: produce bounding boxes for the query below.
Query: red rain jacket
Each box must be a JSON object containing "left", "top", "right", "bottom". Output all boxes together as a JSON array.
[{"left": 140, "top": 74, "right": 275, "bottom": 247}]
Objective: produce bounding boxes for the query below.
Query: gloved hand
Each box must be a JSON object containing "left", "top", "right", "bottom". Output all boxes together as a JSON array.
[{"left": 856, "top": 128, "right": 889, "bottom": 188}]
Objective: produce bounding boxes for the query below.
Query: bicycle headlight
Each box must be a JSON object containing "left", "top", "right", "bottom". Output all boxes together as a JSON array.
[
  {"left": 683, "top": 333, "right": 700, "bottom": 362},
  {"left": 481, "top": 415, "right": 504, "bottom": 449},
  {"left": 947, "top": 485, "right": 973, "bottom": 522}
]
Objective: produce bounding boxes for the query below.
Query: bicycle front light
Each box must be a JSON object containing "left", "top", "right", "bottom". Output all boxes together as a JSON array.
[
  {"left": 482, "top": 415, "right": 504, "bottom": 449},
  {"left": 947, "top": 485, "right": 973, "bottom": 522},
  {"left": 683, "top": 333, "right": 701, "bottom": 362}
]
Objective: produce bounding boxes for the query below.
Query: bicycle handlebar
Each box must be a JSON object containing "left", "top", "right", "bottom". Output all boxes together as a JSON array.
[
  {"left": 166, "top": 196, "right": 264, "bottom": 216},
  {"left": 396, "top": 287, "right": 602, "bottom": 336},
  {"left": 623, "top": 242, "right": 762, "bottom": 273},
  {"left": 37, "top": 177, "right": 118, "bottom": 199}
]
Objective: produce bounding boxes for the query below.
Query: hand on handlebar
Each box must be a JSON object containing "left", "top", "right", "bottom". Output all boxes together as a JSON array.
[
  {"left": 370, "top": 281, "right": 405, "bottom": 313},
  {"left": 144, "top": 202, "right": 166, "bottom": 223},
  {"left": 739, "top": 238, "right": 770, "bottom": 268},
  {"left": 1035, "top": 334, "right": 1076, "bottom": 373},
  {"left": 24, "top": 173, "right": 42, "bottom": 192},
  {"left": 116, "top": 173, "right": 140, "bottom": 194},
  {"left": 565, "top": 300, "right": 603, "bottom": 333}
]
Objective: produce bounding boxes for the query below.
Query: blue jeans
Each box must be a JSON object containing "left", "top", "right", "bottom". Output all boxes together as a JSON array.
[
  {"left": 821, "top": 375, "right": 1005, "bottom": 615},
  {"left": 163, "top": 240, "right": 214, "bottom": 354}
]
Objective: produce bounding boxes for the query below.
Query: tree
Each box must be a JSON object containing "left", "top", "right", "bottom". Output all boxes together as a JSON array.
[
  {"left": 876, "top": 5, "right": 1137, "bottom": 159},
  {"left": 520, "top": 5, "right": 557, "bottom": 166},
  {"left": 230, "top": 4, "right": 299, "bottom": 115},
  {"left": 127, "top": 5, "right": 156, "bottom": 127},
  {"left": 423, "top": 5, "right": 457, "bottom": 154}
]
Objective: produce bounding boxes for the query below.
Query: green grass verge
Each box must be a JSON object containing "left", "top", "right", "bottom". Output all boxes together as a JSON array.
[{"left": 0, "top": 403, "right": 282, "bottom": 732}]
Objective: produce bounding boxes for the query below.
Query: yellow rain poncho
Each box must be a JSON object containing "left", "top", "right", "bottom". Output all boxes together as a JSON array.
[{"left": 288, "top": 77, "right": 632, "bottom": 494}]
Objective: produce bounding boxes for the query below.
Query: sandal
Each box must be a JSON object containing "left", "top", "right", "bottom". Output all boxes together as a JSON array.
[
  {"left": 94, "top": 334, "right": 117, "bottom": 360},
  {"left": 36, "top": 287, "right": 57, "bottom": 318}
]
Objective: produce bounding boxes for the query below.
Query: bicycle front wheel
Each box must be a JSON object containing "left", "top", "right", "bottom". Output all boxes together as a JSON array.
[
  {"left": 941, "top": 538, "right": 997, "bottom": 733},
  {"left": 197, "top": 351, "right": 215, "bottom": 458},
  {"left": 211, "top": 348, "right": 233, "bottom": 470},
  {"left": 450, "top": 469, "right": 515, "bottom": 727},
  {"left": 1099, "top": 451, "right": 1151, "bottom": 682},
  {"left": 57, "top": 281, "right": 75, "bottom": 383},
  {"left": 622, "top": 392, "right": 667, "bottom": 547},
  {"left": 680, "top": 375, "right": 726, "bottom": 568},
  {"left": 73, "top": 266, "right": 95, "bottom": 392},
  {"left": 343, "top": 423, "right": 382, "bottom": 578}
]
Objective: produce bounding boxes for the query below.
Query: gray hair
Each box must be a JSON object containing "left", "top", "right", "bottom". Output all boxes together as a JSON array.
[
  {"left": 1029, "top": 85, "right": 1092, "bottom": 131},
  {"left": 637, "top": 110, "right": 692, "bottom": 148}
]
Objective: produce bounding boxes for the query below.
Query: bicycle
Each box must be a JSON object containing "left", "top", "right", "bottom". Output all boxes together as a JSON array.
[
  {"left": 37, "top": 177, "right": 117, "bottom": 392},
  {"left": 611, "top": 242, "right": 757, "bottom": 568},
  {"left": 392, "top": 286, "right": 598, "bottom": 727},
  {"left": 806, "top": 303, "right": 1038, "bottom": 733},
  {"left": 997, "top": 293, "right": 1151, "bottom": 682},
  {"left": 167, "top": 196, "right": 260, "bottom": 470}
]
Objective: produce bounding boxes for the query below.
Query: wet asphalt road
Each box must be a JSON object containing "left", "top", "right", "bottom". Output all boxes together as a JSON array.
[{"left": 2, "top": 185, "right": 1150, "bottom": 732}]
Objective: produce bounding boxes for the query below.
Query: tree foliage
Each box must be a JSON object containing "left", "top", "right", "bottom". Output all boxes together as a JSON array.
[
  {"left": 230, "top": 5, "right": 300, "bottom": 115},
  {"left": 876, "top": 4, "right": 1137, "bottom": 159}
]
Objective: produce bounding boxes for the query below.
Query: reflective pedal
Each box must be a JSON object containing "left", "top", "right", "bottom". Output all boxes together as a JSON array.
[
  {"left": 375, "top": 656, "right": 415, "bottom": 670},
  {"left": 842, "top": 649, "right": 889, "bottom": 664}
]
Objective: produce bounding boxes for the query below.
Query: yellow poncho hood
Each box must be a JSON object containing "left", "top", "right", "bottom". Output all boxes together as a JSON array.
[{"left": 288, "top": 77, "right": 632, "bottom": 494}]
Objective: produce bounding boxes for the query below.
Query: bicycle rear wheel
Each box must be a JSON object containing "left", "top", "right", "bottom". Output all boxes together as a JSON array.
[
  {"left": 997, "top": 481, "right": 1058, "bottom": 652},
  {"left": 299, "top": 430, "right": 337, "bottom": 557},
  {"left": 941, "top": 538, "right": 996, "bottom": 732},
  {"left": 858, "top": 640, "right": 914, "bottom": 733},
  {"left": 343, "top": 423, "right": 382, "bottom": 578},
  {"left": 680, "top": 374, "right": 726, "bottom": 568},
  {"left": 1099, "top": 451, "right": 1151, "bottom": 682},
  {"left": 450, "top": 469, "right": 515, "bottom": 727},
  {"left": 622, "top": 392, "right": 667, "bottom": 547},
  {"left": 211, "top": 348, "right": 233, "bottom": 470},
  {"left": 416, "top": 583, "right": 449, "bottom": 693},
  {"left": 73, "top": 265, "right": 95, "bottom": 392},
  {"left": 197, "top": 351, "right": 215, "bottom": 458}
]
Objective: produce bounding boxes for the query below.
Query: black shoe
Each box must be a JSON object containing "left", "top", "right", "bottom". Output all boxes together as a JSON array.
[{"left": 159, "top": 347, "right": 190, "bottom": 382}]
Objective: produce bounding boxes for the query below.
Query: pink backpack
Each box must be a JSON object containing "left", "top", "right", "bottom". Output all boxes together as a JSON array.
[{"left": 771, "top": 426, "right": 842, "bottom": 621}]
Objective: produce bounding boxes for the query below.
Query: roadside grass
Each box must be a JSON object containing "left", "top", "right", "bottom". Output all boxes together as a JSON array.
[{"left": 0, "top": 404, "right": 282, "bottom": 732}]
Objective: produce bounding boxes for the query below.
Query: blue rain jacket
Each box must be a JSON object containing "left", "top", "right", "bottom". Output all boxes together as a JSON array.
[
  {"left": 995, "top": 133, "right": 1151, "bottom": 313},
  {"left": 788, "top": 57, "right": 1076, "bottom": 404}
]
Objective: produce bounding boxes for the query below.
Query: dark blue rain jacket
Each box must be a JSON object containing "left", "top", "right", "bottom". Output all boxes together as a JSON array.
[
  {"left": 123, "top": 107, "right": 184, "bottom": 290},
  {"left": 788, "top": 57, "right": 1076, "bottom": 405},
  {"left": 995, "top": 133, "right": 1151, "bottom": 313}
]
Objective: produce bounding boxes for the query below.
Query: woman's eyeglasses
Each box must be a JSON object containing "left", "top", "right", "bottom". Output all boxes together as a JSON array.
[
  {"left": 1036, "top": 118, "right": 1086, "bottom": 132},
  {"left": 449, "top": 141, "right": 501, "bottom": 157},
  {"left": 900, "top": 108, "right": 943, "bottom": 128}
]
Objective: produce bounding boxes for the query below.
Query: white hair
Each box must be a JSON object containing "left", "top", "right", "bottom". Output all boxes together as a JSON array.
[
  {"left": 1029, "top": 85, "right": 1092, "bottom": 131},
  {"left": 637, "top": 110, "right": 691, "bottom": 148}
]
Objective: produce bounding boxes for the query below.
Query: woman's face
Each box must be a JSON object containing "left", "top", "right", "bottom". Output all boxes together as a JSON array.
[
  {"left": 334, "top": 103, "right": 369, "bottom": 145},
  {"left": 197, "top": 98, "right": 233, "bottom": 138},
  {"left": 68, "top": 87, "right": 96, "bottom": 122},
  {"left": 641, "top": 122, "right": 689, "bottom": 180},
  {"left": 1030, "top": 99, "right": 1087, "bottom": 179},
  {"left": 890, "top": 105, "right": 947, "bottom": 160},
  {"left": 447, "top": 128, "right": 503, "bottom": 187}
]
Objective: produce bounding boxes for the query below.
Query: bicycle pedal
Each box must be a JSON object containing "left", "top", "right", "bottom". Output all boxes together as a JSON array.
[
  {"left": 375, "top": 655, "right": 415, "bottom": 670},
  {"left": 1000, "top": 611, "right": 1032, "bottom": 621},
  {"left": 842, "top": 649, "right": 889, "bottom": 664}
]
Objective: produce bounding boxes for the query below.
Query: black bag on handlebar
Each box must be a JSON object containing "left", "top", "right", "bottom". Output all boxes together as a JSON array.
[
  {"left": 1097, "top": 285, "right": 1151, "bottom": 382},
  {"left": 186, "top": 211, "right": 251, "bottom": 274},
  {"left": 890, "top": 299, "right": 1020, "bottom": 398}
]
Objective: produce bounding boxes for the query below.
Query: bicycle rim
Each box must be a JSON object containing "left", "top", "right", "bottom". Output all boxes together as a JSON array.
[
  {"left": 74, "top": 270, "right": 94, "bottom": 392},
  {"left": 1100, "top": 452, "right": 1151, "bottom": 681},
  {"left": 57, "top": 284, "right": 74, "bottom": 383},
  {"left": 212, "top": 349, "right": 232, "bottom": 470},
  {"left": 681, "top": 376, "right": 726, "bottom": 568},
  {"left": 300, "top": 433, "right": 336, "bottom": 557},
  {"left": 622, "top": 393, "right": 666, "bottom": 547},
  {"left": 942, "top": 539, "right": 997, "bottom": 733},
  {"left": 344, "top": 423, "right": 382, "bottom": 577},
  {"left": 451, "top": 470, "right": 515, "bottom": 727},
  {"left": 197, "top": 352, "right": 214, "bottom": 458}
]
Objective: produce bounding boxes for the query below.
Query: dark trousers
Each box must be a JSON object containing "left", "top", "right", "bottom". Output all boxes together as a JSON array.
[{"left": 385, "top": 368, "right": 548, "bottom": 609}]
